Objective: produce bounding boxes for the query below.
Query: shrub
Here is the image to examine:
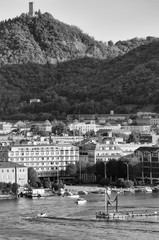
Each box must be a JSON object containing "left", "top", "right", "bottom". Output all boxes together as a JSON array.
[{"left": 99, "top": 178, "right": 110, "bottom": 186}]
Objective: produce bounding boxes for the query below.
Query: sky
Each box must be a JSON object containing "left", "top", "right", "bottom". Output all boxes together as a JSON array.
[{"left": 1, "top": 0, "right": 159, "bottom": 43}]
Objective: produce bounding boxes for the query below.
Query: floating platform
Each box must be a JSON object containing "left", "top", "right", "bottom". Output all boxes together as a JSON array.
[{"left": 96, "top": 211, "right": 159, "bottom": 220}]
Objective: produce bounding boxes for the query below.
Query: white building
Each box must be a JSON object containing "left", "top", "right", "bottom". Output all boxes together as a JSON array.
[
  {"left": 0, "top": 122, "right": 12, "bottom": 134},
  {"left": 69, "top": 122, "right": 121, "bottom": 135},
  {"left": 122, "top": 125, "right": 151, "bottom": 133},
  {"left": 8, "top": 144, "right": 79, "bottom": 178},
  {"left": 0, "top": 162, "right": 28, "bottom": 186}
]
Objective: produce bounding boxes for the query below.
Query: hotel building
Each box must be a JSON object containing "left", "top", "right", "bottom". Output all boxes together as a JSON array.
[{"left": 7, "top": 144, "right": 79, "bottom": 179}]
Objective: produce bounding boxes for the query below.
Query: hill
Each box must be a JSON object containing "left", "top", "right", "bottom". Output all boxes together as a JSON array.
[
  {"left": 0, "top": 12, "right": 157, "bottom": 66},
  {"left": 0, "top": 12, "right": 159, "bottom": 120}
]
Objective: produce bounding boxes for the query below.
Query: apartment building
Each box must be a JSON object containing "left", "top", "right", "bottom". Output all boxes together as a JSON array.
[
  {"left": 0, "top": 162, "right": 28, "bottom": 186},
  {"left": 7, "top": 144, "right": 79, "bottom": 179},
  {"left": 94, "top": 143, "right": 123, "bottom": 163}
]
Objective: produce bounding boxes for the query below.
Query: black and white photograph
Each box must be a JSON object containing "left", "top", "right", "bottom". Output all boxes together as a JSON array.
[{"left": 0, "top": 0, "right": 159, "bottom": 239}]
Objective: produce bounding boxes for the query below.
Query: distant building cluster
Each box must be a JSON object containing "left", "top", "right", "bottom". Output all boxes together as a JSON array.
[{"left": 1, "top": 110, "right": 159, "bottom": 186}]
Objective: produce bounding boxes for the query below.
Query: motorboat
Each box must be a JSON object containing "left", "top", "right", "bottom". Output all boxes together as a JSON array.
[
  {"left": 75, "top": 198, "right": 87, "bottom": 204},
  {"left": 66, "top": 192, "right": 79, "bottom": 198},
  {"left": 37, "top": 213, "right": 47, "bottom": 218},
  {"left": 144, "top": 187, "right": 152, "bottom": 193}
]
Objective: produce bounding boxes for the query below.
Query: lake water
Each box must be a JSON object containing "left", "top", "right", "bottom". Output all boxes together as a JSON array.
[{"left": 1, "top": 191, "right": 159, "bottom": 240}]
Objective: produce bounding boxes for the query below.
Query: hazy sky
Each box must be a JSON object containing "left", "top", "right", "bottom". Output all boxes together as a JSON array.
[{"left": 1, "top": 0, "right": 159, "bottom": 43}]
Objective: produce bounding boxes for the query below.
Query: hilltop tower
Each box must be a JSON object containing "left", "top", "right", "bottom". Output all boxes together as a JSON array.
[{"left": 29, "top": 2, "right": 34, "bottom": 16}]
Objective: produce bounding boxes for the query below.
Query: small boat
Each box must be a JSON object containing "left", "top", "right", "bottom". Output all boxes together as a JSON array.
[
  {"left": 37, "top": 213, "right": 47, "bottom": 218},
  {"left": 66, "top": 192, "right": 79, "bottom": 198},
  {"left": 75, "top": 198, "right": 87, "bottom": 205},
  {"left": 144, "top": 187, "right": 152, "bottom": 193},
  {"left": 152, "top": 186, "right": 159, "bottom": 193}
]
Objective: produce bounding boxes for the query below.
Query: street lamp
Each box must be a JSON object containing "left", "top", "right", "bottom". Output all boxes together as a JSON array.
[
  {"left": 79, "top": 159, "right": 82, "bottom": 180},
  {"left": 104, "top": 161, "right": 107, "bottom": 179},
  {"left": 123, "top": 162, "right": 129, "bottom": 180},
  {"left": 56, "top": 163, "right": 59, "bottom": 184}
]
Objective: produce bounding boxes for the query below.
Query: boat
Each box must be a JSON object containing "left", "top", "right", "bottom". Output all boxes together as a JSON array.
[
  {"left": 37, "top": 213, "right": 47, "bottom": 218},
  {"left": 75, "top": 198, "right": 87, "bottom": 204},
  {"left": 144, "top": 187, "right": 152, "bottom": 193},
  {"left": 66, "top": 192, "right": 79, "bottom": 198},
  {"left": 152, "top": 186, "right": 159, "bottom": 193}
]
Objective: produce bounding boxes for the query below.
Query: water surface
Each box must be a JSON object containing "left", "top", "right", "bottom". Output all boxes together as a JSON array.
[{"left": 1, "top": 192, "right": 159, "bottom": 240}]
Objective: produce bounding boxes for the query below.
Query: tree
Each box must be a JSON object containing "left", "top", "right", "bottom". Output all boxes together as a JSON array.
[
  {"left": 65, "top": 163, "right": 77, "bottom": 176},
  {"left": 52, "top": 121, "right": 67, "bottom": 135},
  {"left": 28, "top": 167, "right": 41, "bottom": 188},
  {"left": 11, "top": 183, "right": 19, "bottom": 194}
]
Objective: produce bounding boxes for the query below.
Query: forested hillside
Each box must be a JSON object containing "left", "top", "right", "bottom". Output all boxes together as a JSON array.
[
  {"left": 0, "top": 12, "right": 159, "bottom": 120},
  {"left": 0, "top": 12, "right": 157, "bottom": 65}
]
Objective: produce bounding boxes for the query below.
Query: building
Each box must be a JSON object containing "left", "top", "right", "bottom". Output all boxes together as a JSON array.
[
  {"left": 0, "top": 162, "right": 28, "bottom": 186},
  {"left": 30, "top": 98, "right": 41, "bottom": 104},
  {"left": 135, "top": 146, "right": 159, "bottom": 184},
  {"left": 79, "top": 142, "right": 96, "bottom": 164},
  {"left": 51, "top": 136, "right": 83, "bottom": 144},
  {"left": 122, "top": 125, "right": 151, "bottom": 133},
  {"left": 0, "top": 122, "right": 12, "bottom": 134},
  {"left": 29, "top": 2, "right": 34, "bottom": 17},
  {"left": 150, "top": 118, "right": 159, "bottom": 126},
  {"left": 68, "top": 122, "right": 121, "bottom": 135},
  {"left": 94, "top": 143, "right": 123, "bottom": 163},
  {"left": 7, "top": 144, "right": 79, "bottom": 179}
]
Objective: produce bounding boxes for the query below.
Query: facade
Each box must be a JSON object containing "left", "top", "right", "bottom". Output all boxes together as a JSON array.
[
  {"left": 79, "top": 142, "right": 96, "bottom": 164},
  {"left": 122, "top": 125, "right": 151, "bottom": 133},
  {"left": 69, "top": 122, "right": 96, "bottom": 134},
  {"left": 94, "top": 143, "right": 123, "bottom": 163},
  {"left": 69, "top": 122, "right": 121, "bottom": 135},
  {"left": 150, "top": 118, "right": 159, "bottom": 126},
  {"left": 0, "top": 162, "right": 28, "bottom": 186},
  {"left": 135, "top": 147, "right": 159, "bottom": 184},
  {"left": 51, "top": 136, "right": 83, "bottom": 144},
  {"left": 7, "top": 144, "right": 79, "bottom": 179},
  {"left": 135, "top": 118, "right": 151, "bottom": 126},
  {"left": 0, "top": 122, "right": 12, "bottom": 134}
]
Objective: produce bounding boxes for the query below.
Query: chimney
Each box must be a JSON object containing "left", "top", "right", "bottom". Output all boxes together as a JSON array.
[{"left": 29, "top": 2, "right": 34, "bottom": 17}]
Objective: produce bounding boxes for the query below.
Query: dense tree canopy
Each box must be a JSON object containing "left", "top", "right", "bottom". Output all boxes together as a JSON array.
[{"left": 0, "top": 13, "right": 159, "bottom": 120}]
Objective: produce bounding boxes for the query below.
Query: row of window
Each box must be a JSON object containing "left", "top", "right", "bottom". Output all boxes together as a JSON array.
[
  {"left": 9, "top": 156, "right": 76, "bottom": 161},
  {"left": 9, "top": 151, "right": 78, "bottom": 157},
  {"left": 16, "top": 147, "right": 75, "bottom": 151},
  {"left": 0, "top": 169, "right": 25, "bottom": 173}
]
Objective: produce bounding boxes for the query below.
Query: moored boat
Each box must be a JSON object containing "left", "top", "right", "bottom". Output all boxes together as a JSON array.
[
  {"left": 66, "top": 192, "right": 79, "bottom": 198},
  {"left": 75, "top": 198, "right": 87, "bottom": 204},
  {"left": 37, "top": 213, "right": 47, "bottom": 218}
]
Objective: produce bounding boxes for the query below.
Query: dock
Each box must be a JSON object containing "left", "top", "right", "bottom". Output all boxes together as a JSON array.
[{"left": 96, "top": 210, "right": 159, "bottom": 220}]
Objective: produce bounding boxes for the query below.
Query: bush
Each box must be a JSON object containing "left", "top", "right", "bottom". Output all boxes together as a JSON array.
[
  {"left": 99, "top": 178, "right": 110, "bottom": 186},
  {"left": 115, "top": 178, "right": 134, "bottom": 188},
  {"left": 115, "top": 178, "right": 125, "bottom": 188},
  {"left": 123, "top": 180, "right": 134, "bottom": 188}
]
